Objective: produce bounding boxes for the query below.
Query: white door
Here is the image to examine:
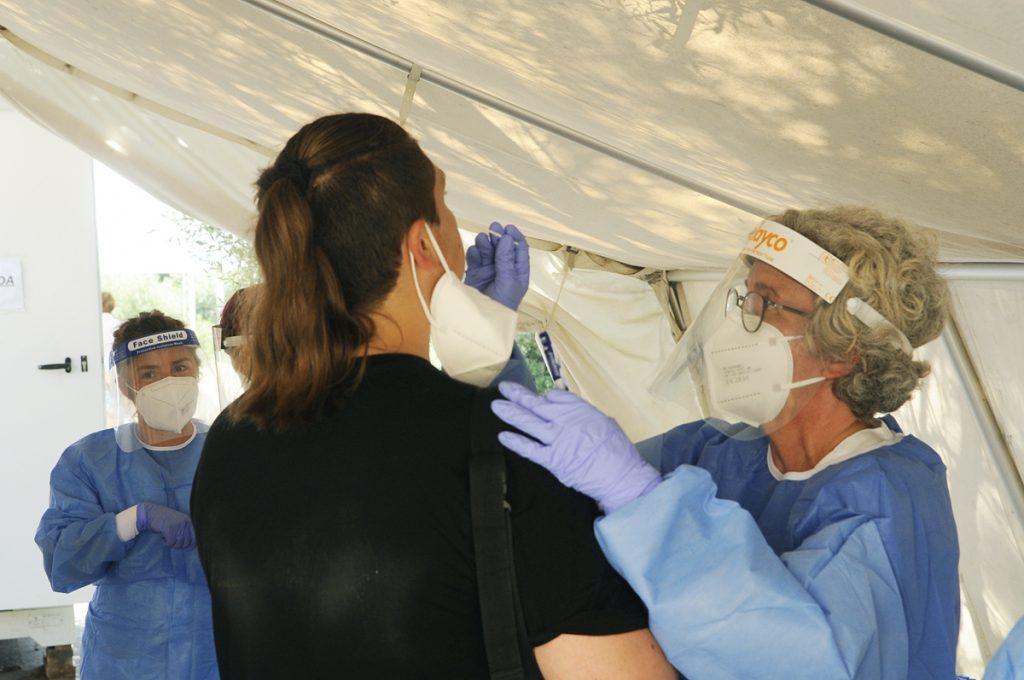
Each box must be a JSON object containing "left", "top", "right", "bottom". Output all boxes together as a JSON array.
[{"left": 0, "top": 103, "right": 103, "bottom": 611}]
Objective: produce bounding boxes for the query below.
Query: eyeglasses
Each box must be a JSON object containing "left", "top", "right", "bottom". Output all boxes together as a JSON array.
[{"left": 725, "top": 287, "right": 812, "bottom": 333}]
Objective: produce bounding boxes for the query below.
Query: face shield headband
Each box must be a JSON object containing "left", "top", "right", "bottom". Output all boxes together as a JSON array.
[
  {"left": 741, "top": 223, "right": 911, "bottom": 354},
  {"left": 111, "top": 329, "right": 201, "bottom": 368}
]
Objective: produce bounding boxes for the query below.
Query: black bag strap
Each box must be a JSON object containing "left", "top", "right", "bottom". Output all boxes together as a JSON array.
[{"left": 469, "top": 388, "right": 540, "bottom": 680}]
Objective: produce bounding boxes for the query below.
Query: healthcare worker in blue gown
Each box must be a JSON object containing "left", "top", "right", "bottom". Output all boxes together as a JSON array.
[
  {"left": 35, "top": 310, "right": 219, "bottom": 680},
  {"left": 492, "top": 207, "right": 961, "bottom": 680}
]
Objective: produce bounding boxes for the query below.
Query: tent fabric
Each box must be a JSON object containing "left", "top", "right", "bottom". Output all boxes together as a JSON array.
[
  {"left": 0, "top": 36, "right": 266, "bottom": 239},
  {"left": 2, "top": 1, "right": 1024, "bottom": 266},
  {"left": 894, "top": 325, "right": 1024, "bottom": 679},
  {"left": 947, "top": 279, "right": 1024, "bottom": 487},
  {"left": 2, "top": 1, "right": 1024, "bottom": 675},
  {"left": 519, "top": 252, "right": 686, "bottom": 442},
  {"left": 812, "top": 0, "right": 1024, "bottom": 77}
]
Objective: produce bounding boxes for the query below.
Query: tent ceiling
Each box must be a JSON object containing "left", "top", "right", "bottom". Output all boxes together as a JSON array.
[
  {"left": 1, "top": 0, "right": 1022, "bottom": 268},
  {"left": 825, "top": 0, "right": 1024, "bottom": 77}
]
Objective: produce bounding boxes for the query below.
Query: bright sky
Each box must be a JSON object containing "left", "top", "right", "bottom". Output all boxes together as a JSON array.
[{"left": 93, "top": 161, "right": 197, "bottom": 274}]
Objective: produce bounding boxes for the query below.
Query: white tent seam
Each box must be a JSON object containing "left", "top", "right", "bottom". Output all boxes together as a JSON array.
[{"left": 0, "top": 26, "right": 274, "bottom": 157}]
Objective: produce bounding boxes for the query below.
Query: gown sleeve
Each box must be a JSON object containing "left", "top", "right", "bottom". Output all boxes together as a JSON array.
[
  {"left": 35, "top": 445, "right": 129, "bottom": 593},
  {"left": 984, "top": 617, "right": 1024, "bottom": 680},
  {"left": 595, "top": 465, "right": 909, "bottom": 680}
]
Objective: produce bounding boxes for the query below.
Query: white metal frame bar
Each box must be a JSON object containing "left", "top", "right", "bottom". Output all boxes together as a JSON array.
[
  {"left": 800, "top": 0, "right": 1024, "bottom": 93},
  {"left": 939, "top": 262, "right": 1024, "bottom": 281}
]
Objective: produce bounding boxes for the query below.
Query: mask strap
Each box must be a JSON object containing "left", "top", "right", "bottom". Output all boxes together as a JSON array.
[
  {"left": 780, "top": 335, "right": 827, "bottom": 390},
  {"left": 543, "top": 247, "right": 576, "bottom": 330},
  {"left": 846, "top": 297, "right": 913, "bottom": 355},
  {"left": 788, "top": 376, "right": 826, "bottom": 390},
  {"left": 420, "top": 222, "right": 453, "bottom": 275},
  {"left": 408, "top": 249, "right": 438, "bottom": 326}
]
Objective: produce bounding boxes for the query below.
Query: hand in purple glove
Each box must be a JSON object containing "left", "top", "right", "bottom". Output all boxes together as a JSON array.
[
  {"left": 464, "top": 223, "right": 530, "bottom": 310},
  {"left": 490, "top": 381, "right": 662, "bottom": 514},
  {"left": 136, "top": 502, "right": 196, "bottom": 550}
]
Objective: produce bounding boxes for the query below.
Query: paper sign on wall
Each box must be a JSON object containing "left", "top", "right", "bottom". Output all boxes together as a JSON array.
[{"left": 0, "top": 257, "right": 25, "bottom": 312}]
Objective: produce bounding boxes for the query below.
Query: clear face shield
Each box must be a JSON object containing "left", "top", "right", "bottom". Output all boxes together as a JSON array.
[
  {"left": 650, "top": 221, "right": 850, "bottom": 439},
  {"left": 212, "top": 324, "right": 246, "bottom": 411},
  {"left": 110, "top": 328, "right": 211, "bottom": 451}
]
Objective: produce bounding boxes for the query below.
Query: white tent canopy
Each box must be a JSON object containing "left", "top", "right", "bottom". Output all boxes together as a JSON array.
[
  {"left": 3, "top": 0, "right": 1024, "bottom": 265},
  {"left": 2, "top": 1, "right": 1023, "bottom": 675}
]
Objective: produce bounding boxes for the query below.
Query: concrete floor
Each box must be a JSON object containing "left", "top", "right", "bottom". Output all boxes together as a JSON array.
[{"left": 0, "top": 605, "right": 83, "bottom": 679}]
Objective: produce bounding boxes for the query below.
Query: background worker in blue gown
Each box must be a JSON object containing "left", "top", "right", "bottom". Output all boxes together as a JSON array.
[
  {"left": 492, "top": 207, "right": 960, "bottom": 680},
  {"left": 35, "top": 310, "right": 219, "bottom": 680}
]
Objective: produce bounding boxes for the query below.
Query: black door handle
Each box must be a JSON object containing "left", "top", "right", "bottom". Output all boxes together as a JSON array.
[{"left": 39, "top": 357, "right": 72, "bottom": 373}]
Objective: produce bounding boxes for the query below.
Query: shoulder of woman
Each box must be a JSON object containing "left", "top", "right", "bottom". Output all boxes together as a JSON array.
[
  {"left": 61, "top": 428, "right": 117, "bottom": 462},
  {"left": 48, "top": 430, "right": 119, "bottom": 487},
  {"left": 809, "top": 445, "right": 951, "bottom": 525}
]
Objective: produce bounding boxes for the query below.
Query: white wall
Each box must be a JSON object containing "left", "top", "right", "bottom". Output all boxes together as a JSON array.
[{"left": 0, "top": 103, "right": 103, "bottom": 611}]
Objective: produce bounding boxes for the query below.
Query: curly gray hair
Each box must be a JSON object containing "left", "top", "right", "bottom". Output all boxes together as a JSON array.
[{"left": 768, "top": 206, "right": 949, "bottom": 423}]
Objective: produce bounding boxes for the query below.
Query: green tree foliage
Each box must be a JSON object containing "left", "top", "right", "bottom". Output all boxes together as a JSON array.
[
  {"left": 170, "top": 214, "right": 259, "bottom": 293},
  {"left": 104, "top": 273, "right": 187, "bottom": 322},
  {"left": 515, "top": 332, "right": 555, "bottom": 394},
  {"left": 101, "top": 214, "right": 258, "bottom": 357}
]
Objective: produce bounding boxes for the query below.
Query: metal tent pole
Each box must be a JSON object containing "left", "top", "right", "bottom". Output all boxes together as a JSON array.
[{"left": 800, "top": 0, "right": 1024, "bottom": 93}]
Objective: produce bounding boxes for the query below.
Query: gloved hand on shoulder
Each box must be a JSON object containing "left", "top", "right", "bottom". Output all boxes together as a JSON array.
[
  {"left": 136, "top": 502, "right": 196, "bottom": 550},
  {"left": 465, "top": 223, "right": 530, "bottom": 310},
  {"left": 490, "top": 381, "right": 662, "bottom": 514}
]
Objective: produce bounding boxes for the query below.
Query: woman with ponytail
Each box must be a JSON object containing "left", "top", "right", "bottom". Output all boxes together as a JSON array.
[{"left": 190, "top": 113, "right": 673, "bottom": 680}]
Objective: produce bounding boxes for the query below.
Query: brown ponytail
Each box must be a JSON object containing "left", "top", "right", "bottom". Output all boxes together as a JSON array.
[{"left": 231, "top": 113, "right": 438, "bottom": 430}]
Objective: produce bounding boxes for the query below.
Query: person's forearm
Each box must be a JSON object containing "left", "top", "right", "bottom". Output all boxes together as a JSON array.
[
  {"left": 38, "top": 512, "right": 127, "bottom": 592},
  {"left": 534, "top": 629, "right": 677, "bottom": 680}
]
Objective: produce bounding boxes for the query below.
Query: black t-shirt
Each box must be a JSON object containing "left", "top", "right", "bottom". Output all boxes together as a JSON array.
[{"left": 191, "top": 354, "right": 647, "bottom": 679}]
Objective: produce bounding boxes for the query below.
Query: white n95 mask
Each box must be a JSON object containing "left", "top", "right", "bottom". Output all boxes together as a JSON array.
[
  {"left": 132, "top": 376, "right": 200, "bottom": 433},
  {"left": 703, "top": 314, "right": 823, "bottom": 426},
  {"left": 411, "top": 225, "right": 518, "bottom": 387}
]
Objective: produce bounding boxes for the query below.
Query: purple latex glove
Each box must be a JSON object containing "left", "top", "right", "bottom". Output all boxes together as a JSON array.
[
  {"left": 464, "top": 223, "right": 530, "bottom": 310},
  {"left": 136, "top": 501, "right": 196, "bottom": 550},
  {"left": 490, "top": 381, "right": 662, "bottom": 514}
]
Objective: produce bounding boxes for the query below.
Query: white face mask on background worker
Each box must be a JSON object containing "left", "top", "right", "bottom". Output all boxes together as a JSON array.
[
  {"left": 126, "top": 376, "right": 200, "bottom": 433},
  {"left": 110, "top": 328, "right": 209, "bottom": 451},
  {"left": 409, "top": 222, "right": 518, "bottom": 387}
]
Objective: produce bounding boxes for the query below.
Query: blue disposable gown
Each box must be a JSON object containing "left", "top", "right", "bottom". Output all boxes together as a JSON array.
[
  {"left": 984, "top": 617, "right": 1024, "bottom": 680},
  {"left": 35, "top": 424, "right": 218, "bottom": 680},
  {"left": 595, "top": 416, "right": 959, "bottom": 680}
]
